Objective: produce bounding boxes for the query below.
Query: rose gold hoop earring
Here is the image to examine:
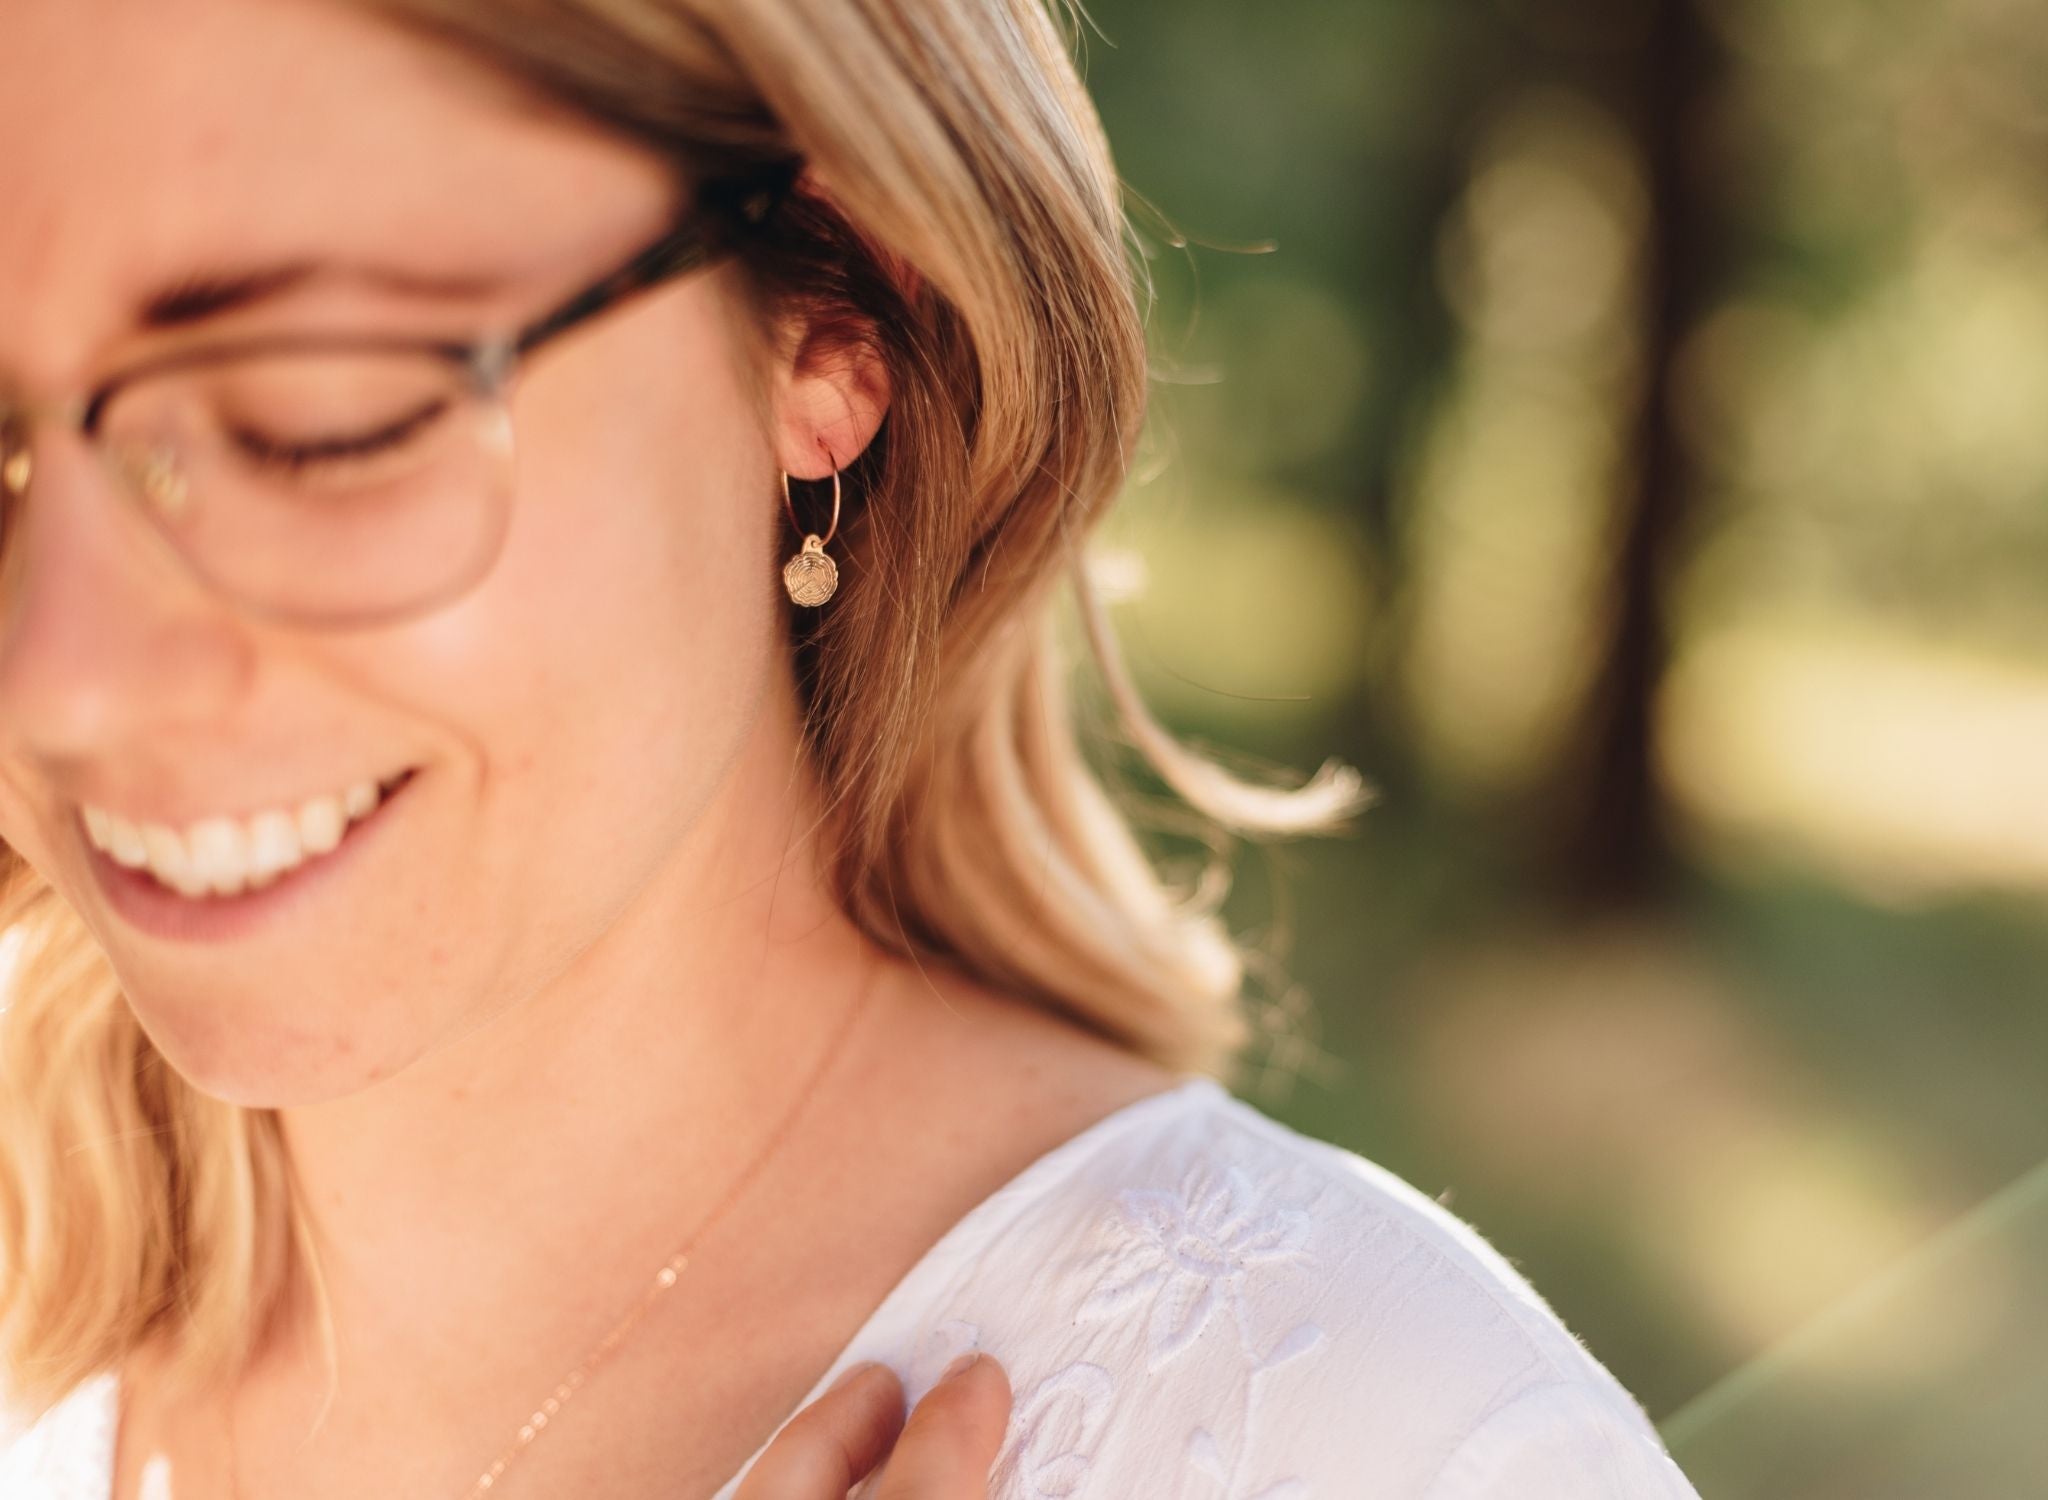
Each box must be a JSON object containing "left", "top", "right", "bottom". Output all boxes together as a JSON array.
[{"left": 780, "top": 468, "right": 841, "bottom": 606}]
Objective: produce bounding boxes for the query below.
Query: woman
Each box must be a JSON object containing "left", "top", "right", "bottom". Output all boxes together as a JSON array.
[{"left": 0, "top": 0, "right": 1701, "bottom": 1496}]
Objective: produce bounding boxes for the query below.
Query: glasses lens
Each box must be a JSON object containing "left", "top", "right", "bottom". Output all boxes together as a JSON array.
[{"left": 98, "top": 347, "right": 513, "bottom": 626}]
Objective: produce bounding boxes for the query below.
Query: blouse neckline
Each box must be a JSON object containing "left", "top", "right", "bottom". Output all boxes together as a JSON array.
[{"left": 68, "top": 1073, "right": 1226, "bottom": 1498}]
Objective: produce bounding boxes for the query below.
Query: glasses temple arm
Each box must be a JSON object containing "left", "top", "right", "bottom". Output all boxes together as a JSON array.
[{"left": 506, "top": 162, "right": 800, "bottom": 367}]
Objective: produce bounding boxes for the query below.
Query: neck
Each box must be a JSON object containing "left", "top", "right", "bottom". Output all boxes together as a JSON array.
[{"left": 254, "top": 690, "right": 896, "bottom": 1420}]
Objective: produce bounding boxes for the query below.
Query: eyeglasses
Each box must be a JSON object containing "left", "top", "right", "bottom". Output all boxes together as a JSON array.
[{"left": 0, "top": 163, "right": 796, "bottom": 631}]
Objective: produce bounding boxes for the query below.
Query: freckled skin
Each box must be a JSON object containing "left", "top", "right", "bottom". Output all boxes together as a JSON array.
[{"left": 0, "top": 0, "right": 843, "bottom": 1108}]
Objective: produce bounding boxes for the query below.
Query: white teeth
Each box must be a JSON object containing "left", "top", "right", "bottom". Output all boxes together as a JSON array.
[
  {"left": 78, "top": 773, "right": 405, "bottom": 900},
  {"left": 297, "top": 796, "right": 345, "bottom": 857},
  {"left": 245, "top": 811, "right": 301, "bottom": 889},
  {"left": 140, "top": 824, "right": 207, "bottom": 900},
  {"left": 186, "top": 818, "right": 250, "bottom": 898},
  {"left": 103, "top": 815, "right": 150, "bottom": 870}
]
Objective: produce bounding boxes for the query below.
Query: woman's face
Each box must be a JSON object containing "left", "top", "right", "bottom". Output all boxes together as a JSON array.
[{"left": 0, "top": 0, "right": 830, "bottom": 1104}]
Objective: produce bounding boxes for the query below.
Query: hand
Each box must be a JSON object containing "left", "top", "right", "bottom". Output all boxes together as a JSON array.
[{"left": 731, "top": 1353, "right": 1012, "bottom": 1500}]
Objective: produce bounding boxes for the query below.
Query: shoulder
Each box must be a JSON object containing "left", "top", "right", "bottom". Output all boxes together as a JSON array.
[
  {"left": 0, "top": 1369, "right": 118, "bottom": 1500},
  {"left": 880, "top": 1079, "right": 1700, "bottom": 1500}
]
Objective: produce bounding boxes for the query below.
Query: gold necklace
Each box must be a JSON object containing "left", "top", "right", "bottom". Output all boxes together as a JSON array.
[{"left": 225, "top": 958, "right": 882, "bottom": 1499}]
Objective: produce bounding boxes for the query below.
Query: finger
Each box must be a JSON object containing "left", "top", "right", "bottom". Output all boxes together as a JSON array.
[
  {"left": 870, "top": 1353, "right": 1013, "bottom": 1500},
  {"left": 732, "top": 1362, "right": 907, "bottom": 1500}
]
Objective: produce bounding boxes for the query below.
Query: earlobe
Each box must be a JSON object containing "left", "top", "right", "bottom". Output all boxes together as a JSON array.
[
  {"left": 774, "top": 329, "right": 891, "bottom": 482},
  {"left": 771, "top": 326, "right": 880, "bottom": 608}
]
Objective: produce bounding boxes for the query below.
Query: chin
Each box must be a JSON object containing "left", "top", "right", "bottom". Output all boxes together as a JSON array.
[{"left": 126, "top": 990, "right": 401, "bottom": 1110}]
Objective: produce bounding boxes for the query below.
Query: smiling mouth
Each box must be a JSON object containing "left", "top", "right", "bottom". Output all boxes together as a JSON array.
[{"left": 81, "top": 768, "right": 418, "bottom": 899}]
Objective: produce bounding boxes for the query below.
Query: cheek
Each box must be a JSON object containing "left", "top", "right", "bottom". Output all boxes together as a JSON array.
[
  {"left": 498, "top": 291, "right": 778, "bottom": 786},
  {"left": 365, "top": 289, "right": 782, "bottom": 949}
]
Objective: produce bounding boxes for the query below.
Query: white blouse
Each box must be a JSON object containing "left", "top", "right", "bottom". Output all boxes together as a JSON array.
[{"left": 2, "top": 1077, "right": 1701, "bottom": 1498}]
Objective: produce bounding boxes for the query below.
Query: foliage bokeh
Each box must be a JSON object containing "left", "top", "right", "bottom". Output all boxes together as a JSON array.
[{"left": 1077, "top": 1, "right": 2048, "bottom": 1491}]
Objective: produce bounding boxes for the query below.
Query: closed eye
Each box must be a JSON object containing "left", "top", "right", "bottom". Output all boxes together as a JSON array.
[{"left": 226, "top": 396, "right": 453, "bottom": 475}]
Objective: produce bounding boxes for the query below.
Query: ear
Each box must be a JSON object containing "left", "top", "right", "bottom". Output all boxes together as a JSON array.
[{"left": 771, "top": 316, "right": 892, "bottom": 481}]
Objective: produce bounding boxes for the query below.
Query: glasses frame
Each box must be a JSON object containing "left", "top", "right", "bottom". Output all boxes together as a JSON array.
[{"left": 0, "top": 160, "right": 800, "bottom": 630}]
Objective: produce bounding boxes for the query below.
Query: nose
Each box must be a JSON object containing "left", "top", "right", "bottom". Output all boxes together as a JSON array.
[{"left": 0, "top": 428, "right": 254, "bottom": 766}]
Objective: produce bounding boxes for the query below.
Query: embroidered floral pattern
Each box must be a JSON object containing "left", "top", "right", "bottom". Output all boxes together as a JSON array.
[
  {"left": 908, "top": 1323, "right": 1119, "bottom": 1500},
  {"left": 993, "top": 1360, "right": 1117, "bottom": 1499},
  {"left": 1062, "top": 1158, "right": 1339, "bottom": 1499},
  {"left": 1077, "top": 1163, "right": 1316, "bottom": 1373},
  {"left": 1182, "top": 1319, "right": 1326, "bottom": 1500}
]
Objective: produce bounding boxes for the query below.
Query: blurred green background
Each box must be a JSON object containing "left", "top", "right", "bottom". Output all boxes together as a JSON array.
[{"left": 1074, "top": 1, "right": 2048, "bottom": 1494}]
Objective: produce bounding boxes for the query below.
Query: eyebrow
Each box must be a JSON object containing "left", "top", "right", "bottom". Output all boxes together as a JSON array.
[{"left": 139, "top": 259, "right": 515, "bottom": 330}]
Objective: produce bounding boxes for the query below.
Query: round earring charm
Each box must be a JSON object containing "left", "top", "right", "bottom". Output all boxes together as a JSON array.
[
  {"left": 780, "top": 468, "right": 843, "bottom": 607},
  {"left": 783, "top": 535, "right": 838, "bottom": 605}
]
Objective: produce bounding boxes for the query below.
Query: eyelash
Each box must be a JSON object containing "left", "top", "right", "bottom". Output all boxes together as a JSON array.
[{"left": 227, "top": 398, "right": 451, "bottom": 474}]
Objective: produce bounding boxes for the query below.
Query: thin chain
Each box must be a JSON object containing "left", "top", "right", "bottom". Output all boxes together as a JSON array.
[{"left": 227, "top": 957, "right": 883, "bottom": 1500}]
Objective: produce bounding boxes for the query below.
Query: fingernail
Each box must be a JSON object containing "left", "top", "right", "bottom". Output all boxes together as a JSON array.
[
  {"left": 827, "top": 1360, "right": 880, "bottom": 1393},
  {"left": 941, "top": 1351, "right": 981, "bottom": 1380}
]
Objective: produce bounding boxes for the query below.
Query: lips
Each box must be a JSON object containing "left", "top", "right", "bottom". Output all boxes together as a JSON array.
[{"left": 83, "top": 768, "right": 420, "bottom": 945}]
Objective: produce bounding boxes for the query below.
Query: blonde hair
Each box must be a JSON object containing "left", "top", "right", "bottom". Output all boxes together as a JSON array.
[{"left": 0, "top": 0, "right": 1368, "bottom": 1419}]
